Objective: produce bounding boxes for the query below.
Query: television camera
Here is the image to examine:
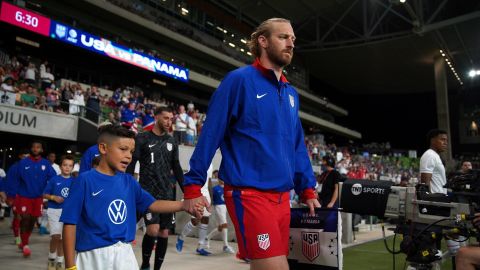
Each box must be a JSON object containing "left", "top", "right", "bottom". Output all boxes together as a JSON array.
[{"left": 339, "top": 171, "right": 480, "bottom": 270}]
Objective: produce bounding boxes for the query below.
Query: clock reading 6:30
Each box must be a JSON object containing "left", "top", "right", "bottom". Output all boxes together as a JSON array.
[{"left": 15, "top": 11, "right": 38, "bottom": 27}]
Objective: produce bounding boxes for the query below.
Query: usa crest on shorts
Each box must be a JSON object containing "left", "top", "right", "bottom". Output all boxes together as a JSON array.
[
  {"left": 302, "top": 231, "right": 320, "bottom": 262},
  {"left": 257, "top": 233, "right": 270, "bottom": 250},
  {"left": 289, "top": 94, "right": 295, "bottom": 108},
  {"left": 166, "top": 142, "right": 173, "bottom": 151}
]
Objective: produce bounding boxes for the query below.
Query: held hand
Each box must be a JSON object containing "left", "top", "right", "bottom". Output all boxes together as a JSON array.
[
  {"left": 182, "top": 196, "right": 210, "bottom": 219},
  {"left": 0, "top": 191, "right": 6, "bottom": 203},
  {"left": 327, "top": 202, "right": 335, "bottom": 208},
  {"left": 54, "top": 196, "right": 64, "bottom": 204},
  {"left": 306, "top": 198, "right": 321, "bottom": 216}
]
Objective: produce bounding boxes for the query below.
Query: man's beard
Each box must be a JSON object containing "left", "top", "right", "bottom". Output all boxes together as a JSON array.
[{"left": 266, "top": 46, "right": 293, "bottom": 67}]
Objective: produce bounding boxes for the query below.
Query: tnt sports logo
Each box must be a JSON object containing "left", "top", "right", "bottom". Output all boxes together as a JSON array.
[
  {"left": 351, "top": 183, "right": 363, "bottom": 196},
  {"left": 302, "top": 232, "right": 320, "bottom": 262},
  {"left": 61, "top": 188, "right": 69, "bottom": 198},
  {"left": 108, "top": 199, "right": 127, "bottom": 225},
  {"left": 257, "top": 233, "right": 270, "bottom": 250}
]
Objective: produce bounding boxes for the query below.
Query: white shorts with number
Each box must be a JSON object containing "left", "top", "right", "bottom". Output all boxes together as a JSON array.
[
  {"left": 77, "top": 242, "right": 137, "bottom": 270},
  {"left": 214, "top": 205, "right": 227, "bottom": 225},
  {"left": 47, "top": 208, "right": 63, "bottom": 236}
]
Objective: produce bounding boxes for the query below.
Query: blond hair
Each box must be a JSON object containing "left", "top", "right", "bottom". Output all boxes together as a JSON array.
[{"left": 247, "top": 18, "right": 291, "bottom": 58}]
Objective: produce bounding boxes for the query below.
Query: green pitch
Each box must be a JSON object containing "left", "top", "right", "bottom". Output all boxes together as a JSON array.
[{"left": 343, "top": 236, "right": 453, "bottom": 270}]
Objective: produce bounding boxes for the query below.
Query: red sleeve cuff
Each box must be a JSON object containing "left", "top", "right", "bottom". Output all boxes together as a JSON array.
[
  {"left": 183, "top": 184, "right": 203, "bottom": 199},
  {"left": 300, "top": 188, "right": 317, "bottom": 203}
]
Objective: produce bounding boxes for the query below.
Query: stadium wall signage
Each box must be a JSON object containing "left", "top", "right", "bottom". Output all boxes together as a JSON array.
[
  {"left": 0, "top": 1, "right": 189, "bottom": 82},
  {"left": 0, "top": 104, "right": 78, "bottom": 141}
]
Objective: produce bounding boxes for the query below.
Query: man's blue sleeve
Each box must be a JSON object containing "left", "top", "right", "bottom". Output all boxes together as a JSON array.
[
  {"left": 43, "top": 178, "right": 53, "bottom": 195},
  {"left": 79, "top": 146, "right": 96, "bottom": 174},
  {"left": 183, "top": 72, "right": 241, "bottom": 198},
  {"left": 292, "top": 97, "right": 316, "bottom": 197}
]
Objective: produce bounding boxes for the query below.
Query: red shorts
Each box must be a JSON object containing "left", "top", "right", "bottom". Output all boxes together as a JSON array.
[
  {"left": 14, "top": 195, "right": 43, "bottom": 217},
  {"left": 224, "top": 185, "right": 290, "bottom": 260}
]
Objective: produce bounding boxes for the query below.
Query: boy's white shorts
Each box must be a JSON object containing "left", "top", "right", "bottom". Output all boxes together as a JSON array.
[
  {"left": 47, "top": 208, "right": 63, "bottom": 236},
  {"left": 77, "top": 242, "right": 137, "bottom": 270},
  {"left": 214, "top": 205, "right": 227, "bottom": 225}
]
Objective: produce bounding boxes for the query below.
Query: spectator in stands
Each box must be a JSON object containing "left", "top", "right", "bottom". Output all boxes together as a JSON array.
[
  {"left": 120, "top": 102, "right": 138, "bottom": 129},
  {"left": 60, "top": 84, "right": 73, "bottom": 112},
  {"left": 24, "top": 62, "right": 37, "bottom": 85},
  {"left": 45, "top": 87, "right": 59, "bottom": 112},
  {"left": 86, "top": 86, "right": 101, "bottom": 123},
  {"left": 40, "top": 67, "right": 54, "bottom": 90},
  {"left": 1, "top": 77, "right": 16, "bottom": 105},
  {"left": 21, "top": 85, "right": 37, "bottom": 108}
]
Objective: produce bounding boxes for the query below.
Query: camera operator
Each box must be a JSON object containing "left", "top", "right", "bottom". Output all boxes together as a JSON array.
[
  {"left": 455, "top": 213, "right": 480, "bottom": 270},
  {"left": 317, "top": 155, "right": 341, "bottom": 208},
  {"left": 460, "top": 161, "right": 473, "bottom": 174},
  {"left": 420, "top": 129, "right": 448, "bottom": 195}
]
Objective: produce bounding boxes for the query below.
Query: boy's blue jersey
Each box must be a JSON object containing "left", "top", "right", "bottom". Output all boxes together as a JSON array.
[
  {"left": 60, "top": 170, "right": 155, "bottom": 252},
  {"left": 212, "top": 185, "right": 225, "bottom": 205},
  {"left": 184, "top": 59, "right": 315, "bottom": 195},
  {"left": 43, "top": 175, "right": 73, "bottom": 209},
  {"left": 5, "top": 162, "right": 20, "bottom": 197},
  {"left": 79, "top": 145, "right": 99, "bottom": 174},
  {"left": 17, "top": 157, "right": 56, "bottom": 198}
]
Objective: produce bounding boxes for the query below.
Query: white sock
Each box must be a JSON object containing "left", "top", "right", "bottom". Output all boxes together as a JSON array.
[
  {"left": 48, "top": 252, "right": 56, "bottom": 260},
  {"left": 180, "top": 221, "right": 194, "bottom": 239},
  {"left": 222, "top": 228, "right": 229, "bottom": 247},
  {"left": 56, "top": 256, "right": 64, "bottom": 263},
  {"left": 198, "top": 223, "right": 208, "bottom": 247},
  {"left": 206, "top": 229, "right": 218, "bottom": 242}
]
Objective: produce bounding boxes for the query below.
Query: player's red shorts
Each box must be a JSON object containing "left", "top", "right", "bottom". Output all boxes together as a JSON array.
[
  {"left": 224, "top": 185, "right": 290, "bottom": 260},
  {"left": 14, "top": 195, "right": 43, "bottom": 217}
]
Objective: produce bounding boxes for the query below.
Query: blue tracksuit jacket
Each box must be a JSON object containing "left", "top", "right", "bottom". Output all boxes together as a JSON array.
[{"left": 184, "top": 59, "right": 315, "bottom": 198}]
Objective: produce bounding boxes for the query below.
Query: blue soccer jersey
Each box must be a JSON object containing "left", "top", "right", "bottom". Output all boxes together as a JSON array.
[
  {"left": 79, "top": 145, "right": 100, "bottom": 174},
  {"left": 212, "top": 185, "right": 225, "bottom": 205},
  {"left": 5, "top": 162, "right": 20, "bottom": 197},
  {"left": 17, "top": 157, "right": 56, "bottom": 198},
  {"left": 43, "top": 175, "right": 73, "bottom": 209},
  {"left": 60, "top": 169, "right": 155, "bottom": 252}
]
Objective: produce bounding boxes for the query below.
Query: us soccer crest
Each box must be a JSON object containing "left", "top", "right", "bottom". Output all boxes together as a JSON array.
[
  {"left": 55, "top": 24, "right": 67, "bottom": 38},
  {"left": 166, "top": 142, "right": 173, "bottom": 152},
  {"left": 41, "top": 165, "right": 46, "bottom": 171},
  {"left": 257, "top": 233, "right": 270, "bottom": 250},
  {"left": 302, "top": 231, "right": 320, "bottom": 262},
  {"left": 289, "top": 94, "right": 295, "bottom": 108}
]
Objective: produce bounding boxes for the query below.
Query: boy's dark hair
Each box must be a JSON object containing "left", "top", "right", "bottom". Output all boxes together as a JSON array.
[
  {"left": 91, "top": 155, "right": 101, "bottom": 167},
  {"left": 98, "top": 125, "right": 135, "bottom": 143},
  {"left": 426, "top": 129, "right": 447, "bottom": 144},
  {"left": 59, "top": 154, "right": 75, "bottom": 165},
  {"left": 154, "top": 106, "right": 173, "bottom": 115},
  {"left": 213, "top": 170, "right": 219, "bottom": 174}
]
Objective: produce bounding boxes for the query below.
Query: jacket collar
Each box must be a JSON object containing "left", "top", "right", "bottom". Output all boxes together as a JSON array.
[{"left": 252, "top": 58, "right": 289, "bottom": 83}]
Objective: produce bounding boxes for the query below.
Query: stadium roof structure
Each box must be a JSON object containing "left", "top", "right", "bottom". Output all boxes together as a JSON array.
[{"left": 208, "top": 0, "right": 480, "bottom": 94}]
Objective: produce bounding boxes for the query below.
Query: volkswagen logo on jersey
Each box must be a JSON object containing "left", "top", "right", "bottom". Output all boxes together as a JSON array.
[
  {"left": 166, "top": 142, "right": 173, "bottom": 152},
  {"left": 289, "top": 94, "right": 295, "bottom": 108},
  {"left": 257, "top": 233, "right": 270, "bottom": 250},
  {"left": 108, "top": 199, "right": 127, "bottom": 224},
  {"left": 61, "top": 187, "right": 69, "bottom": 198},
  {"left": 302, "top": 231, "right": 320, "bottom": 262}
]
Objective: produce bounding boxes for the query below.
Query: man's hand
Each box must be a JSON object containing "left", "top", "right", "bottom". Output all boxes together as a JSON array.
[
  {"left": 0, "top": 192, "right": 6, "bottom": 203},
  {"left": 182, "top": 196, "right": 210, "bottom": 219},
  {"left": 327, "top": 202, "right": 335, "bottom": 208},
  {"left": 305, "top": 198, "right": 321, "bottom": 216}
]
